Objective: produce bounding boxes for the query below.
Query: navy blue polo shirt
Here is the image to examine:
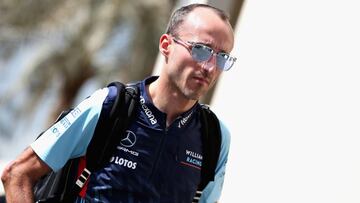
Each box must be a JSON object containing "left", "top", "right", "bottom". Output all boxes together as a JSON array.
[
  {"left": 85, "top": 76, "right": 204, "bottom": 202},
  {"left": 32, "top": 76, "right": 230, "bottom": 203}
]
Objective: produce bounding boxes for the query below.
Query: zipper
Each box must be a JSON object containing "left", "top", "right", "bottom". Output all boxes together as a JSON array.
[{"left": 149, "top": 127, "right": 168, "bottom": 180}]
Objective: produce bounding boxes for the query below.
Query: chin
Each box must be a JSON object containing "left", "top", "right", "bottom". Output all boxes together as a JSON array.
[{"left": 183, "top": 89, "right": 205, "bottom": 101}]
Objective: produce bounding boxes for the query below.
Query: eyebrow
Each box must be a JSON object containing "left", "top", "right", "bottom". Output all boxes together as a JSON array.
[{"left": 190, "top": 40, "right": 228, "bottom": 54}]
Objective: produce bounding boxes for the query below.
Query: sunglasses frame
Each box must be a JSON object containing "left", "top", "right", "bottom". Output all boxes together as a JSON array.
[{"left": 172, "top": 37, "right": 236, "bottom": 71}]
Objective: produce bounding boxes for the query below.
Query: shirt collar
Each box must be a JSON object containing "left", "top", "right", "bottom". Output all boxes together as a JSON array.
[{"left": 139, "top": 76, "right": 201, "bottom": 128}]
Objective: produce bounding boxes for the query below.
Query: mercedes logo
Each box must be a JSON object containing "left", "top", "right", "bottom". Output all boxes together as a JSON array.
[{"left": 120, "top": 130, "right": 137, "bottom": 148}]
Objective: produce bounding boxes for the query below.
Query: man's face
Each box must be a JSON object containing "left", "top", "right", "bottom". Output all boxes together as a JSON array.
[{"left": 166, "top": 7, "right": 234, "bottom": 100}]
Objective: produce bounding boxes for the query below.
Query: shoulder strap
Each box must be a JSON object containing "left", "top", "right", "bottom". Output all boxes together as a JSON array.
[
  {"left": 64, "top": 82, "right": 140, "bottom": 202},
  {"left": 85, "top": 82, "right": 140, "bottom": 171},
  {"left": 198, "top": 104, "right": 222, "bottom": 190}
]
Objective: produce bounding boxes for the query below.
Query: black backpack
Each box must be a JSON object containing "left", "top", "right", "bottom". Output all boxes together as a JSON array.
[{"left": 33, "top": 82, "right": 221, "bottom": 203}]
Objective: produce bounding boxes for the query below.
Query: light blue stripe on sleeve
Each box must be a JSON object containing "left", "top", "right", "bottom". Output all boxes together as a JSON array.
[
  {"left": 30, "top": 88, "right": 109, "bottom": 172},
  {"left": 199, "top": 120, "right": 231, "bottom": 203}
]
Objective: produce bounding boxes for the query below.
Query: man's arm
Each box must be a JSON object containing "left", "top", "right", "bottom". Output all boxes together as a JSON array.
[
  {"left": 1, "top": 147, "right": 51, "bottom": 203},
  {"left": 1, "top": 87, "right": 111, "bottom": 203}
]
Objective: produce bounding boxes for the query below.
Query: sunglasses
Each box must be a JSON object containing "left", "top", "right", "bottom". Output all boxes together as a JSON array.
[{"left": 172, "top": 37, "right": 236, "bottom": 71}]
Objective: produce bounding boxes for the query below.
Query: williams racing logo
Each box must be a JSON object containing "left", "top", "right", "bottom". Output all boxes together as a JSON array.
[{"left": 180, "top": 150, "right": 203, "bottom": 170}]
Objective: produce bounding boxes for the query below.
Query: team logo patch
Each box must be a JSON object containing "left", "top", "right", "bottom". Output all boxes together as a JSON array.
[
  {"left": 178, "top": 111, "right": 193, "bottom": 128},
  {"left": 121, "top": 130, "right": 137, "bottom": 148},
  {"left": 140, "top": 96, "right": 157, "bottom": 125},
  {"left": 110, "top": 156, "right": 137, "bottom": 169},
  {"left": 180, "top": 150, "right": 203, "bottom": 170}
]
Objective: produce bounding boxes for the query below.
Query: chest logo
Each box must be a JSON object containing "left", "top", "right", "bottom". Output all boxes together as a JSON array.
[
  {"left": 121, "top": 130, "right": 137, "bottom": 148},
  {"left": 180, "top": 150, "right": 203, "bottom": 170}
]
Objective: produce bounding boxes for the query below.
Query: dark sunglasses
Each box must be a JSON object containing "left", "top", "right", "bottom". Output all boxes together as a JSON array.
[{"left": 173, "top": 37, "right": 236, "bottom": 71}]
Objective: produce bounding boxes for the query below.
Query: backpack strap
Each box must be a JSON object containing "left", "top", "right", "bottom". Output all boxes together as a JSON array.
[
  {"left": 86, "top": 82, "right": 125, "bottom": 170},
  {"left": 63, "top": 82, "right": 140, "bottom": 202},
  {"left": 193, "top": 105, "right": 222, "bottom": 202},
  {"left": 86, "top": 82, "right": 139, "bottom": 170}
]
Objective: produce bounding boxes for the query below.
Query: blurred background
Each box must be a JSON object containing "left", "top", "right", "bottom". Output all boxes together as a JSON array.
[
  {"left": 1, "top": 0, "right": 360, "bottom": 202},
  {"left": 0, "top": 0, "right": 174, "bottom": 159},
  {"left": 0, "top": 0, "right": 243, "bottom": 199}
]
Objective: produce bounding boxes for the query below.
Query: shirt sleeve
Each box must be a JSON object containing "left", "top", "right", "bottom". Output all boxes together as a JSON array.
[
  {"left": 199, "top": 120, "right": 231, "bottom": 203},
  {"left": 30, "top": 87, "right": 109, "bottom": 172}
]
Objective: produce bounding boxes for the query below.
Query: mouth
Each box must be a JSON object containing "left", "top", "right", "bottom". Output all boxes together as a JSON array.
[{"left": 193, "top": 76, "right": 210, "bottom": 86}]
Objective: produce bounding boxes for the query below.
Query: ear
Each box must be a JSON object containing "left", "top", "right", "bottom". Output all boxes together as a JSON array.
[{"left": 159, "top": 34, "right": 171, "bottom": 58}]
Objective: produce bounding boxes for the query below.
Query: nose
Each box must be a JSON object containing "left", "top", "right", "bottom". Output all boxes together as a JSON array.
[{"left": 201, "top": 54, "right": 217, "bottom": 71}]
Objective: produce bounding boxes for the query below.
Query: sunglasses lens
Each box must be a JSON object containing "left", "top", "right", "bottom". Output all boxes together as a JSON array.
[
  {"left": 216, "top": 53, "right": 234, "bottom": 71},
  {"left": 191, "top": 44, "right": 212, "bottom": 62},
  {"left": 216, "top": 54, "right": 227, "bottom": 70},
  {"left": 190, "top": 42, "right": 236, "bottom": 71}
]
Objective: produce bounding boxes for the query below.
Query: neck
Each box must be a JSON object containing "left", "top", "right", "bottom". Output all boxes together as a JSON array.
[{"left": 147, "top": 77, "right": 197, "bottom": 127}]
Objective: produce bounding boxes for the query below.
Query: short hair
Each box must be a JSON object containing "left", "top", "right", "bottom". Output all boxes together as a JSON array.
[{"left": 165, "top": 3, "right": 230, "bottom": 36}]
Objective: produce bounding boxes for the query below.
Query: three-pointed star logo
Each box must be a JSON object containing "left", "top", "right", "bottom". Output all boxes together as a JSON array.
[{"left": 120, "top": 130, "right": 137, "bottom": 147}]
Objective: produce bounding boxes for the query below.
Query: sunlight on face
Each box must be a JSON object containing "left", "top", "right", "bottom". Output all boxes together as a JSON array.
[{"left": 167, "top": 7, "right": 234, "bottom": 100}]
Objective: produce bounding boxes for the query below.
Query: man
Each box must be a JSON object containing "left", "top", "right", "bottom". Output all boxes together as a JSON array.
[{"left": 1, "top": 3, "right": 236, "bottom": 203}]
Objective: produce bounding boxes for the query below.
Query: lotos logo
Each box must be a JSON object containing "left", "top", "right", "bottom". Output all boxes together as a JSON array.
[{"left": 110, "top": 156, "right": 137, "bottom": 169}]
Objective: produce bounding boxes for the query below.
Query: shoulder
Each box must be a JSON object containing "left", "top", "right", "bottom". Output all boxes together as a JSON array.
[
  {"left": 198, "top": 105, "right": 231, "bottom": 155},
  {"left": 218, "top": 119, "right": 231, "bottom": 151},
  {"left": 30, "top": 87, "right": 113, "bottom": 171},
  {"left": 200, "top": 105, "right": 231, "bottom": 150},
  {"left": 215, "top": 118, "right": 231, "bottom": 173},
  {"left": 76, "top": 87, "right": 113, "bottom": 113},
  {"left": 100, "top": 85, "right": 118, "bottom": 114}
]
